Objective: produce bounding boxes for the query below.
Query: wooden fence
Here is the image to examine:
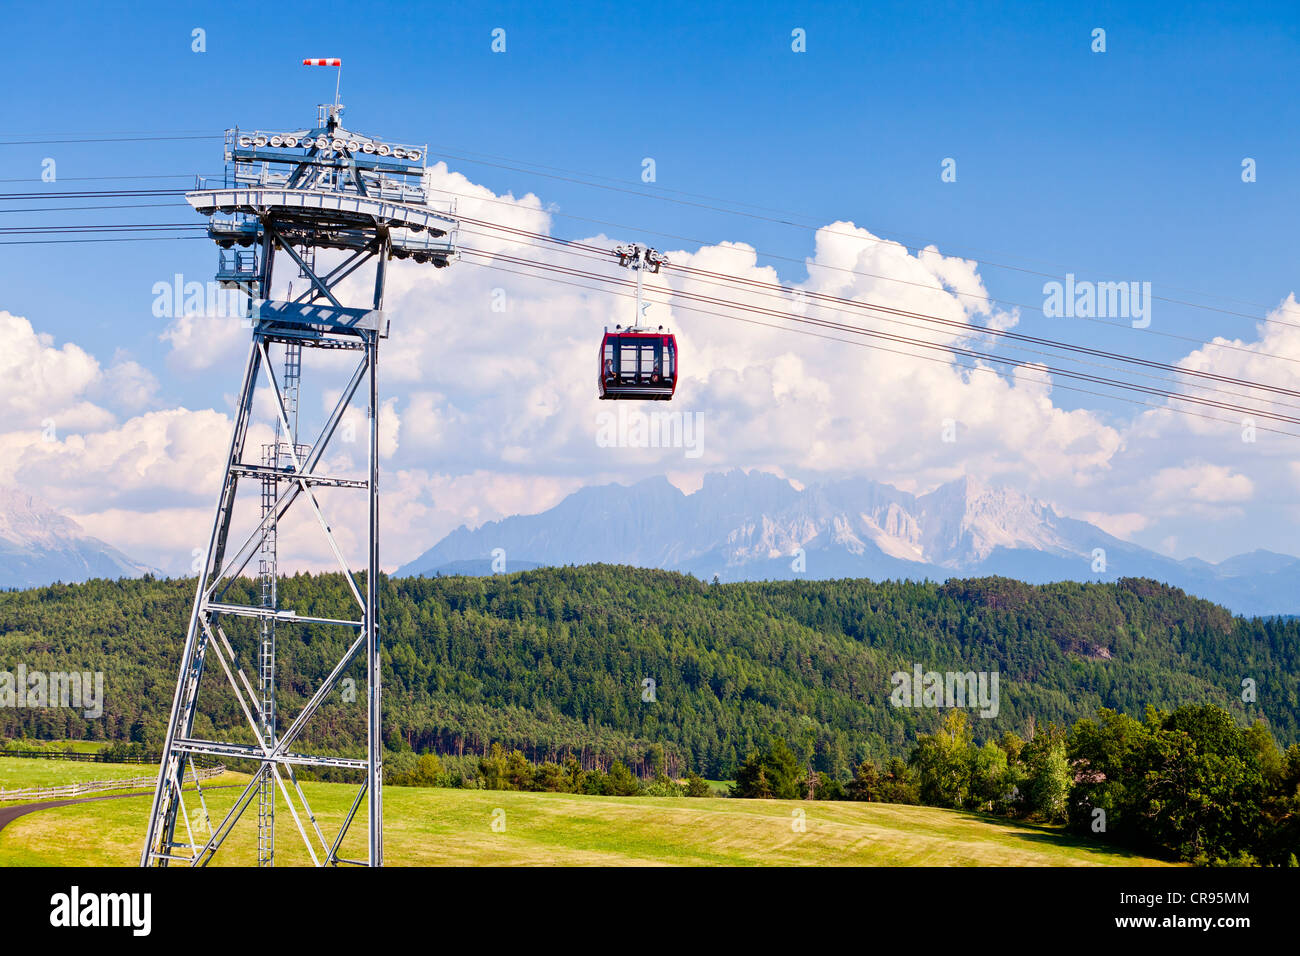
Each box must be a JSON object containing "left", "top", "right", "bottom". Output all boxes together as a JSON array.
[
  {"left": 0, "top": 750, "right": 159, "bottom": 764},
  {"left": 0, "top": 764, "right": 225, "bottom": 802}
]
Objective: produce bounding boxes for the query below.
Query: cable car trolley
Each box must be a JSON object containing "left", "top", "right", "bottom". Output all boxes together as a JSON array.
[{"left": 599, "top": 243, "right": 677, "bottom": 401}]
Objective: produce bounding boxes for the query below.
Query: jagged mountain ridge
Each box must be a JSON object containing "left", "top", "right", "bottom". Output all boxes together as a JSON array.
[{"left": 396, "top": 471, "right": 1300, "bottom": 617}]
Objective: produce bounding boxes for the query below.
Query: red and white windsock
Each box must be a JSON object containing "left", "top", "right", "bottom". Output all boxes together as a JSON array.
[{"left": 303, "top": 58, "right": 341, "bottom": 66}]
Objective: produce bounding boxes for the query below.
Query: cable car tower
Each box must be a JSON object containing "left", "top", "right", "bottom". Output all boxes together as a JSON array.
[{"left": 142, "top": 67, "right": 458, "bottom": 867}]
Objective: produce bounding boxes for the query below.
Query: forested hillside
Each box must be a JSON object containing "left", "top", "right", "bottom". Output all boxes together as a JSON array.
[{"left": 1, "top": 567, "right": 1297, "bottom": 779}]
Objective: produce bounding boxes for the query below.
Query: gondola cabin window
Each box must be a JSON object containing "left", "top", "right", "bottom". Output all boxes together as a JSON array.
[{"left": 598, "top": 330, "right": 677, "bottom": 400}]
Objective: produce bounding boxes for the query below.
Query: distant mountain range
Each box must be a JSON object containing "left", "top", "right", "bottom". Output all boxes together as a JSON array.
[
  {"left": 6, "top": 469, "right": 1298, "bottom": 617},
  {"left": 0, "top": 487, "right": 153, "bottom": 589},
  {"left": 397, "top": 470, "right": 1300, "bottom": 617}
]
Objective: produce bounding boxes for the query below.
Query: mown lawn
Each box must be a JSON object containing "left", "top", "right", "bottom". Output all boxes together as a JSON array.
[{"left": 0, "top": 775, "right": 1173, "bottom": 867}]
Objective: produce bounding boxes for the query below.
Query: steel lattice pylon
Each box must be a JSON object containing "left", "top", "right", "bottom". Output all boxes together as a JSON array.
[{"left": 141, "top": 103, "right": 457, "bottom": 867}]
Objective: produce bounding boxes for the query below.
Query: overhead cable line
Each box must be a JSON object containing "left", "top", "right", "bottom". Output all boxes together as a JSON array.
[
  {"left": 7, "top": 183, "right": 1300, "bottom": 344},
  {"left": 4, "top": 197, "right": 1296, "bottom": 396},
  {"left": 460, "top": 224, "right": 1300, "bottom": 411},
  {"left": 417, "top": 144, "right": 1300, "bottom": 324},
  {"left": 451, "top": 217, "right": 1300, "bottom": 402},
  {"left": 1, "top": 127, "right": 1291, "bottom": 320},
  {"left": 5, "top": 199, "right": 1299, "bottom": 422},
  {"left": 456, "top": 245, "right": 1300, "bottom": 430},
  {"left": 456, "top": 255, "right": 1300, "bottom": 440},
  {"left": 0, "top": 134, "right": 222, "bottom": 145}
]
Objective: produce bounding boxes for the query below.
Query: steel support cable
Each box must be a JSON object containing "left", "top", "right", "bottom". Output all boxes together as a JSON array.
[
  {"left": 0, "top": 235, "right": 208, "bottom": 245},
  {"left": 456, "top": 254, "right": 1300, "bottom": 440},
  {"left": 458, "top": 215, "right": 1300, "bottom": 397},
  {"left": 0, "top": 174, "right": 201, "bottom": 184},
  {"left": 458, "top": 246, "right": 1300, "bottom": 428},
  {"left": 3, "top": 174, "right": 1296, "bottom": 327},
  {"left": 6, "top": 183, "right": 1300, "bottom": 350},
  {"left": 454, "top": 229, "right": 1300, "bottom": 416},
  {"left": 0, "top": 223, "right": 205, "bottom": 233},
  {"left": 452, "top": 227, "right": 1300, "bottom": 413},
  {"left": 393, "top": 189, "right": 1300, "bottom": 350},
  {"left": 0, "top": 188, "right": 186, "bottom": 199},
  {"left": 0, "top": 126, "right": 1279, "bottom": 323},
  {"left": 5, "top": 202, "right": 1298, "bottom": 414},
  {"left": 422, "top": 142, "right": 1298, "bottom": 316},
  {"left": 414, "top": 145, "right": 1300, "bottom": 325},
  {"left": 447, "top": 209, "right": 1300, "bottom": 366},
  {"left": 0, "top": 134, "right": 222, "bottom": 145},
  {"left": 3, "top": 206, "right": 1296, "bottom": 414},
  {"left": 666, "top": 260, "right": 1300, "bottom": 400},
  {"left": 0, "top": 201, "right": 190, "bottom": 214},
  {"left": 15, "top": 205, "right": 1274, "bottom": 416}
]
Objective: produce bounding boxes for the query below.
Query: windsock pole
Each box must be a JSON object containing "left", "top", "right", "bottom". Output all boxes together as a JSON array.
[{"left": 303, "top": 58, "right": 343, "bottom": 109}]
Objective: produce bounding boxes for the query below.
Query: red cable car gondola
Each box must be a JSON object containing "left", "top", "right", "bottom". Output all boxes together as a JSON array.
[
  {"left": 599, "top": 242, "right": 677, "bottom": 400},
  {"left": 598, "top": 325, "right": 677, "bottom": 400}
]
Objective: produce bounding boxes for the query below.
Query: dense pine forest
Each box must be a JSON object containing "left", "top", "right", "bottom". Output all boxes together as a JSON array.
[{"left": 1, "top": 567, "right": 1298, "bottom": 781}]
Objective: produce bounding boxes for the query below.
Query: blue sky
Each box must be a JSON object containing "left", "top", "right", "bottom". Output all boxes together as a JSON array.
[{"left": 1, "top": 1, "right": 1298, "bottom": 572}]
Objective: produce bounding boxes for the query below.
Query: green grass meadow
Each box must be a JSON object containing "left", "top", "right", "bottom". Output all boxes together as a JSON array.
[{"left": 0, "top": 767, "right": 1173, "bottom": 867}]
